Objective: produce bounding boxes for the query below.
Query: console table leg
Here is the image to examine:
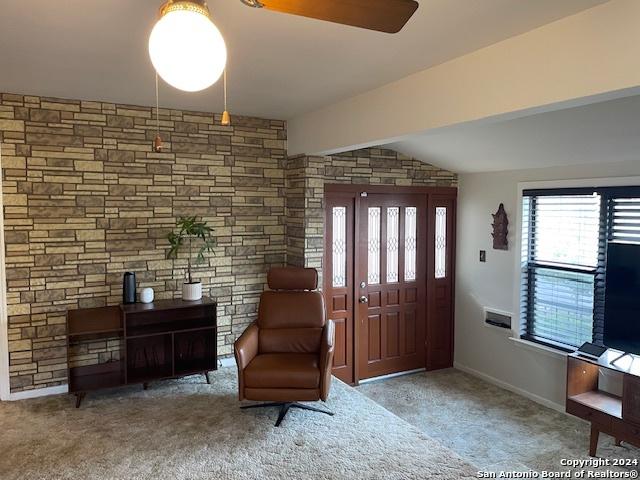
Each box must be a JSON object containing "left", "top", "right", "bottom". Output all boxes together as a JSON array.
[
  {"left": 143, "top": 382, "right": 149, "bottom": 390},
  {"left": 589, "top": 424, "right": 599, "bottom": 457},
  {"left": 205, "top": 372, "right": 211, "bottom": 384},
  {"left": 75, "top": 393, "right": 86, "bottom": 408},
  {"left": 615, "top": 438, "right": 622, "bottom": 446}
]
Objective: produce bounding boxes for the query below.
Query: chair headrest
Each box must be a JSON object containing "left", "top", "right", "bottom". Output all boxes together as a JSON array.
[{"left": 268, "top": 267, "right": 318, "bottom": 291}]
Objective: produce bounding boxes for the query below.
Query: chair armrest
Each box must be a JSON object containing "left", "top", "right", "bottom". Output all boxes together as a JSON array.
[
  {"left": 234, "top": 322, "right": 259, "bottom": 371},
  {"left": 319, "top": 320, "right": 335, "bottom": 400},
  {"left": 320, "top": 319, "right": 335, "bottom": 362}
]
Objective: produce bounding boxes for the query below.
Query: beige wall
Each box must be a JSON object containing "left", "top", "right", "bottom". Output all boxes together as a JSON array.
[
  {"left": 289, "top": 0, "right": 640, "bottom": 156},
  {"left": 455, "top": 159, "right": 640, "bottom": 409}
]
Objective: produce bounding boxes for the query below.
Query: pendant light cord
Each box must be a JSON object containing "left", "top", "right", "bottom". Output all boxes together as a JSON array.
[
  {"left": 223, "top": 69, "right": 228, "bottom": 112},
  {"left": 155, "top": 73, "right": 160, "bottom": 135}
]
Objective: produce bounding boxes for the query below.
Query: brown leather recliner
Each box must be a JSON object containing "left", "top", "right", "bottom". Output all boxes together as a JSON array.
[{"left": 234, "top": 267, "right": 335, "bottom": 426}]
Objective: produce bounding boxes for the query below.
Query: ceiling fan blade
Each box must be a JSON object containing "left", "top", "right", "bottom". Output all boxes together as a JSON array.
[{"left": 253, "top": 0, "right": 419, "bottom": 34}]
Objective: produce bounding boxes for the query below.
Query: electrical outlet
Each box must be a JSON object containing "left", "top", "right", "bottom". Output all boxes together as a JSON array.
[{"left": 480, "top": 250, "right": 486, "bottom": 262}]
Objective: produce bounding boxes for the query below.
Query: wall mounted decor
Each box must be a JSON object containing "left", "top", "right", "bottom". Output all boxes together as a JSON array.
[{"left": 492, "top": 203, "right": 508, "bottom": 250}]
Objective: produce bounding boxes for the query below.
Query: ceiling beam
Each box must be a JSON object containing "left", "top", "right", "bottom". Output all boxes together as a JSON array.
[{"left": 288, "top": 0, "right": 640, "bottom": 156}]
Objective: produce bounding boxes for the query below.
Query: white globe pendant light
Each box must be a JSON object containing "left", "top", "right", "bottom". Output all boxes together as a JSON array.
[{"left": 149, "top": 1, "right": 227, "bottom": 92}]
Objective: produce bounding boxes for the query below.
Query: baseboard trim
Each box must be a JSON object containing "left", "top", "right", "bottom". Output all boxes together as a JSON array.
[
  {"left": 453, "top": 362, "right": 565, "bottom": 413},
  {"left": 3, "top": 360, "right": 237, "bottom": 402},
  {"left": 6, "top": 384, "right": 68, "bottom": 401},
  {"left": 358, "top": 368, "right": 426, "bottom": 385}
]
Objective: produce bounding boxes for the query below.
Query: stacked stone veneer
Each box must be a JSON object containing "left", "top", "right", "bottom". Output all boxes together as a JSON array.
[
  {"left": 0, "top": 92, "right": 456, "bottom": 394},
  {"left": 0, "top": 93, "right": 286, "bottom": 393},
  {"left": 285, "top": 149, "right": 458, "bottom": 283}
]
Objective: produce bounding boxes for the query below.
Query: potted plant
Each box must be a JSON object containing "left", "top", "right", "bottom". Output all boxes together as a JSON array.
[{"left": 167, "top": 216, "right": 215, "bottom": 301}]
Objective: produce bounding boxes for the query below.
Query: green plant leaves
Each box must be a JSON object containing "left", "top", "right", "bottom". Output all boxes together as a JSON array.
[{"left": 166, "top": 216, "right": 216, "bottom": 282}]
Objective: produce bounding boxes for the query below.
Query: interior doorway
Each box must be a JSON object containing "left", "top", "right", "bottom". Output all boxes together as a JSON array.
[{"left": 323, "top": 185, "right": 456, "bottom": 385}]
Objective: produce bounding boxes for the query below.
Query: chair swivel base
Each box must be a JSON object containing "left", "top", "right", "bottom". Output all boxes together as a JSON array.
[{"left": 241, "top": 401, "right": 334, "bottom": 427}]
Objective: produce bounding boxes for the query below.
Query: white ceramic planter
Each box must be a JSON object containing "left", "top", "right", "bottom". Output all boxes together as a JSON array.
[{"left": 182, "top": 282, "right": 202, "bottom": 301}]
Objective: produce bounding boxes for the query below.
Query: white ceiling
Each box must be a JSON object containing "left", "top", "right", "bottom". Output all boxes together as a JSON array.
[
  {"left": 0, "top": 0, "right": 605, "bottom": 120},
  {"left": 387, "top": 94, "right": 640, "bottom": 173}
]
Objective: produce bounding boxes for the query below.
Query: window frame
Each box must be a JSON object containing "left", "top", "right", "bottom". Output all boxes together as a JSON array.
[{"left": 517, "top": 183, "right": 640, "bottom": 353}]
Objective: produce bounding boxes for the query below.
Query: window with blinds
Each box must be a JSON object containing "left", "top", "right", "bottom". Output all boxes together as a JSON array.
[
  {"left": 609, "top": 197, "right": 640, "bottom": 244},
  {"left": 521, "top": 186, "right": 640, "bottom": 351},
  {"left": 521, "top": 193, "right": 601, "bottom": 350}
]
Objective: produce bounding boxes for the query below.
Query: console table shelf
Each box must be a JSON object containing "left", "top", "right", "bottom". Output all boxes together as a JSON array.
[
  {"left": 69, "top": 362, "right": 125, "bottom": 393},
  {"left": 67, "top": 298, "right": 217, "bottom": 407},
  {"left": 566, "top": 352, "right": 640, "bottom": 456},
  {"left": 126, "top": 320, "right": 213, "bottom": 338},
  {"left": 568, "top": 391, "right": 622, "bottom": 419},
  {"left": 67, "top": 305, "right": 122, "bottom": 336}
]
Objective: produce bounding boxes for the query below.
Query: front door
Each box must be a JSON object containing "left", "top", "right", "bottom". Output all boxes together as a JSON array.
[
  {"left": 324, "top": 186, "right": 455, "bottom": 384},
  {"left": 356, "top": 193, "right": 427, "bottom": 379}
]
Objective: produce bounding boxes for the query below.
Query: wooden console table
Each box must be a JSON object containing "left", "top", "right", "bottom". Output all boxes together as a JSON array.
[
  {"left": 566, "top": 351, "right": 640, "bottom": 456},
  {"left": 67, "top": 297, "right": 217, "bottom": 407}
]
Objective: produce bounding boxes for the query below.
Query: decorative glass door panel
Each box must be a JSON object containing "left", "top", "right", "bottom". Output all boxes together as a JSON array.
[
  {"left": 357, "top": 194, "right": 427, "bottom": 380},
  {"left": 386, "top": 207, "right": 399, "bottom": 283},
  {"left": 332, "top": 207, "right": 347, "bottom": 288},
  {"left": 435, "top": 207, "right": 447, "bottom": 279},
  {"left": 324, "top": 195, "right": 355, "bottom": 383},
  {"left": 324, "top": 187, "right": 456, "bottom": 384}
]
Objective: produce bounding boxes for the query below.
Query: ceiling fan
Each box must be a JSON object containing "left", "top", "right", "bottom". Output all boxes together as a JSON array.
[
  {"left": 148, "top": 0, "right": 419, "bottom": 122},
  {"left": 239, "top": 0, "right": 420, "bottom": 34}
]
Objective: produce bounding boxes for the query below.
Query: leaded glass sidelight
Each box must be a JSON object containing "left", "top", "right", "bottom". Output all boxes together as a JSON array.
[
  {"left": 368, "top": 207, "right": 381, "bottom": 285},
  {"left": 331, "top": 206, "right": 347, "bottom": 288},
  {"left": 405, "top": 207, "right": 417, "bottom": 281},
  {"left": 435, "top": 207, "right": 447, "bottom": 279},
  {"left": 387, "top": 207, "right": 399, "bottom": 283}
]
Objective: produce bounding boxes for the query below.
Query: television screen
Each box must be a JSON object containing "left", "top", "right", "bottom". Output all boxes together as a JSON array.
[{"left": 604, "top": 242, "right": 640, "bottom": 355}]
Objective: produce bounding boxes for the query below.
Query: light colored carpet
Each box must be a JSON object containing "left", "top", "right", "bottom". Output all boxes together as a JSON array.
[
  {"left": 357, "top": 369, "right": 640, "bottom": 476},
  {"left": 0, "top": 368, "right": 476, "bottom": 480}
]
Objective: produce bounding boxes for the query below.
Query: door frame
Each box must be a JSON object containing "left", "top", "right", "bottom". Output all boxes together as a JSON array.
[{"left": 324, "top": 184, "right": 457, "bottom": 385}]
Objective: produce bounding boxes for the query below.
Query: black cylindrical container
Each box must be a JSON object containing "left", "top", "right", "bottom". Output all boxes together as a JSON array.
[{"left": 123, "top": 272, "right": 136, "bottom": 304}]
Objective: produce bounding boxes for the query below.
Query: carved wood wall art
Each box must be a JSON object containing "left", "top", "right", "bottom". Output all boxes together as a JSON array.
[{"left": 492, "top": 203, "right": 508, "bottom": 250}]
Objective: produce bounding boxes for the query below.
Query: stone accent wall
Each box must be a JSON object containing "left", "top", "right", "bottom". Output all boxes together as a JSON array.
[
  {"left": 284, "top": 155, "right": 307, "bottom": 268},
  {"left": 285, "top": 148, "right": 458, "bottom": 282},
  {"left": 0, "top": 92, "right": 456, "bottom": 395},
  {"left": 0, "top": 93, "right": 286, "bottom": 393}
]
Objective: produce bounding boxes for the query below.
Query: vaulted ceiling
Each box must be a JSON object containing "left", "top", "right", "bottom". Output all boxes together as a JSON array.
[
  {"left": 0, "top": 0, "right": 605, "bottom": 120},
  {"left": 388, "top": 94, "right": 640, "bottom": 173}
]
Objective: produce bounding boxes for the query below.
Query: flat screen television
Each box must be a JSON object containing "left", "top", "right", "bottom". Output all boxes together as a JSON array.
[{"left": 604, "top": 242, "right": 640, "bottom": 355}]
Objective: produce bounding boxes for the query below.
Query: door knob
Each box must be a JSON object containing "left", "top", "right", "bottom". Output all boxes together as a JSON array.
[{"left": 359, "top": 295, "right": 369, "bottom": 304}]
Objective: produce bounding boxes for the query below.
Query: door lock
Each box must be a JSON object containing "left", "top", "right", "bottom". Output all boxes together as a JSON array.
[
  {"left": 359, "top": 295, "right": 369, "bottom": 304},
  {"left": 360, "top": 281, "right": 366, "bottom": 288}
]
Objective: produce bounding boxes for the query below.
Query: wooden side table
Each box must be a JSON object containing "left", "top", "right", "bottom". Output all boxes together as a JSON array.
[
  {"left": 67, "top": 297, "right": 217, "bottom": 407},
  {"left": 566, "top": 351, "right": 640, "bottom": 456}
]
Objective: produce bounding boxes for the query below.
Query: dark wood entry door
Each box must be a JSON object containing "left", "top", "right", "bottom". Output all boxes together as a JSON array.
[
  {"left": 356, "top": 193, "right": 427, "bottom": 379},
  {"left": 324, "top": 186, "right": 456, "bottom": 384}
]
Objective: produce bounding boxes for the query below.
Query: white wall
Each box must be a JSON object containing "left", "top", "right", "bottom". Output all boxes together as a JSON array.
[
  {"left": 289, "top": 0, "right": 640, "bottom": 156},
  {"left": 455, "top": 159, "right": 640, "bottom": 410}
]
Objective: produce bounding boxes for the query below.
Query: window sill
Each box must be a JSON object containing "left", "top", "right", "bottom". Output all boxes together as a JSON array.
[{"left": 509, "top": 336, "right": 569, "bottom": 359}]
